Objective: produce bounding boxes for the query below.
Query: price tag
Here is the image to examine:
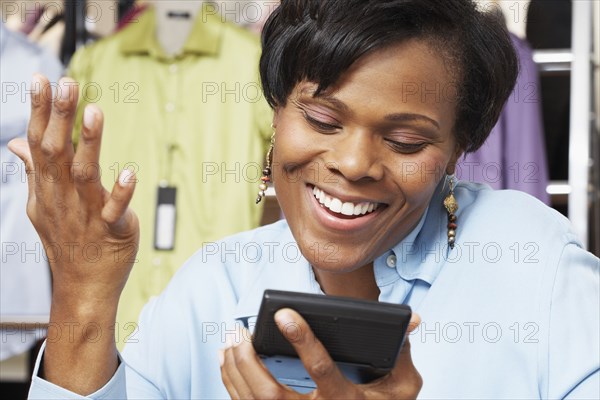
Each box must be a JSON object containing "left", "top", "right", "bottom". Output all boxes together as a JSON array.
[{"left": 154, "top": 186, "right": 177, "bottom": 251}]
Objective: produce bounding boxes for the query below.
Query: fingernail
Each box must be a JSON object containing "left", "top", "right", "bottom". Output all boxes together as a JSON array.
[
  {"left": 218, "top": 349, "right": 225, "bottom": 367},
  {"left": 274, "top": 309, "right": 294, "bottom": 326},
  {"left": 83, "top": 106, "right": 96, "bottom": 129},
  {"left": 59, "top": 78, "right": 70, "bottom": 101},
  {"left": 31, "top": 74, "right": 42, "bottom": 94},
  {"left": 119, "top": 169, "right": 131, "bottom": 187},
  {"left": 224, "top": 327, "right": 245, "bottom": 348},
  {"left": 224, "top": 333, "right": 233, "bottom": 348},
  {"left": 237, "top": 326, "right": 251, "bottom": 347}
]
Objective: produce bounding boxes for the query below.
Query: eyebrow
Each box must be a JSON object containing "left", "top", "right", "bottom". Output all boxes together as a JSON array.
[
  {"left": 316, "top": 94, "right": 351, "bottom": 114},
  {"left": 384, "top": 113, "right": 440, "bottom": 129},
  {"left": 314, "top": 93, "right": 441, "bottom": 130}
]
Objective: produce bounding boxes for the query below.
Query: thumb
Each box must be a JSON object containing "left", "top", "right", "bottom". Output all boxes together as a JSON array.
[
  {"left": 7, "top": 138, "right": 37, "bottom": 201},
  {"left": 8, "top": 138, "right": 33, "bottom": 168},
  {"left": 407, "top": 312, "right": 421, "bottom": 334}
]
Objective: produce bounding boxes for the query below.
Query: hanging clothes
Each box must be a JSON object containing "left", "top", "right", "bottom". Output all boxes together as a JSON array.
[
  {"left": 67, "top": 4, "right": 273, "bottom": 344},
  {"left": 457, "top": 33, "right": 550, "bottom": 205},
  {"left": 0, "top": 22, "right": 63, "bottom": 360}
]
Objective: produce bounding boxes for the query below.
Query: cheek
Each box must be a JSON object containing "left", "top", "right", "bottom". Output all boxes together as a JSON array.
[
  {"left": 391, "top": 152, "right": 449, "bottom": 202},
  {"left": 272, "top": 118, "right": 322, "bottom": 176}
]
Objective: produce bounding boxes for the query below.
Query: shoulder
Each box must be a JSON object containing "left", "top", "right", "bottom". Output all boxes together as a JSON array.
[
  {"left": 456, "top": 181, "right": 575, "bottom": 245},
  {"left": 216, "top": 14, "right": 261, "bottom": 45},
  {"left": 69, "top": 32, "right": 121, "bottom": 65},
  {"left": 165, "top": 220, "right": 293, "bottom": 291},
  {"left": 68, "top": 23, "right": 137, "bottom": 76},
  {"left": 213, "top": 16, "right": 262, "bottom": 58},
  {"left": 130, "top": 220, "right": 295, "bottom": 349}
]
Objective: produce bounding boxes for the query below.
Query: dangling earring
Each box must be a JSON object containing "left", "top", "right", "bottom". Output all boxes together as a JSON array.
[
  {"left": 443, "top": 174, "right": 458, "bottom": 249},
  {"left": 256, "top": 129, "right": 275, "bottom": 204}
]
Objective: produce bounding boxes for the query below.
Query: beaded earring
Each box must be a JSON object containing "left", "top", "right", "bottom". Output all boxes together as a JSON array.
[
  {"left": 255, "top": 130, "right": 275, "bottom": 204},
  {"left": 443, "top": 174, "right": 458, "bottom": 249}
]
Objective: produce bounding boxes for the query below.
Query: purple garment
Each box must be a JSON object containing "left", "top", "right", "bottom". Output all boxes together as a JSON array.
[{"left": 457, "top": 34, "right": 550, "bottom": 205}]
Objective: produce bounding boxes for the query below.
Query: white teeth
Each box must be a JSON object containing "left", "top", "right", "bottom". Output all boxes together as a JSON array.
[
  {"left": 312, "top": 186, "right": 380, "bottom": 217},
  {"left": 341, "top": 202, "right": 354, "bottom": 216},
  {"left": 361, "top": 203, "right": 369, "bottom": 214},
  {"left": 329, "top": 198, "right": 343, "bottom": 213}
]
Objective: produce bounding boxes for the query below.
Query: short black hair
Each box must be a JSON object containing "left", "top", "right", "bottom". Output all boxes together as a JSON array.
[{"left": 259, "top": 0, "right": 518, "bottom": 153}]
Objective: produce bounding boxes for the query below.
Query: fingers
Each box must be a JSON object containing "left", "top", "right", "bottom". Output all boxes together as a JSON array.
[
  {"left": 102, "top": 169, "right": 137, "bottom": 232},
  {"left": 72, "top": 105, "right": 104, "bottom": 206},
  {"left": 26, "top": 75, "right": 53, "bottom": 160},
  {"left": 8, "top": 138, "right": 33, "bottom": 174},
  {"left": 24, "top": 76, "right": 79, "bottom": 201},
  {"left": 221, "top": 345, "right": 253, "bottom": 399},
  {"left": 407, "top": 312, "right": 421, "bottom": 334},
  {"left": 274, "top": 308, "right": 348, "bottom": 396},
  {"left": 233, "top": 332, "right": 288, "bottom": 399},
  {"left": 35, "top": 77, "right": 78, "bottom": 196},
  {"left": 42, "top": 77, "right": 78, "bottom": 161},
  {"left": 221, "top": 327, "right": 293, "bottom": 400},
  {"left": 7, "top": 138, "right": 36, "bottom": 204}
]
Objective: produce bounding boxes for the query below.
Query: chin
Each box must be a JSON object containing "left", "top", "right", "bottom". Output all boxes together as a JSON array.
[{"left": 298, "top": 239, "right": 372, "bottom": 274}]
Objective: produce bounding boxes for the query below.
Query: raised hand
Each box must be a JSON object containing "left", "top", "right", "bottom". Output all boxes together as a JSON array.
[
  {"left": 8, "top": 75, "right": 139, "bottom": 395},
  {"left": 221, "top": 309, "right": 422, "bottom": 399}
]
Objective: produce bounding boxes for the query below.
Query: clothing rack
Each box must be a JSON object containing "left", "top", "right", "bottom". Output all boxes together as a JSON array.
[
  {"left": 59, "top": 1, "right": 599, "bottom": 254},
  {"left": 568, "top": 1, "right": 594, "bottom": 251},
  {"left": 61, "top": 0, "right": 87, "bottom": 65},
  {"left": 61, "top": 0, "right": 136, "bottom": 65},
  {"left": 119, "top": 0, "right": 137, "bottom": 20},
  {"left": 531, "top": 1, "right": 596, "bottom": 251}
]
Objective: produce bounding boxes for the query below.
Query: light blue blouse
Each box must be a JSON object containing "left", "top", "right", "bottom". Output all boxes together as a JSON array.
[{"left": 29, "top": 182, "right": 600, "bottom": 399}]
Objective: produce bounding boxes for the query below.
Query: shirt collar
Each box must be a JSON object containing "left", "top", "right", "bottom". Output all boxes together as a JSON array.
[
  {"left": 393, "top": 178, "right": 450, "bottom": 285},
  {"left": 120, "top": 4, "right": 223, "bottom": 59},
  {"left": 373, "top": 178, "right": 449, "bottom": 287}
]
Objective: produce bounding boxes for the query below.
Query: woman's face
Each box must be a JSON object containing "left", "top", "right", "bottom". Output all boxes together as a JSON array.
[{"left": 273, "top": 39, "right": 461, "bottom": 273}]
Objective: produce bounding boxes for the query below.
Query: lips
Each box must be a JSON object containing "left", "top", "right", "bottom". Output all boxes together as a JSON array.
[{"left": 312, "top": 186, "right": 380, "bottom": 217}]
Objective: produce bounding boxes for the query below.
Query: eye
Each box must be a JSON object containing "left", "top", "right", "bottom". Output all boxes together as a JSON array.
[
  {"left": 302, "top": 111, "right": 340, "bottom": 133},
  {"left": 384, "top": 139, "right": 428, "bottom": 154}
]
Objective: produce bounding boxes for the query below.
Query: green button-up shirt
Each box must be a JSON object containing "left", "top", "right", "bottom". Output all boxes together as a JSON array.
[{"left": 68, "top": 6, "right": 272, "bottom": 342}]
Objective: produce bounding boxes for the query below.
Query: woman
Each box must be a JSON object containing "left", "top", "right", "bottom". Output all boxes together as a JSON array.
[{"left": 10, "top": 0, "right": 599, "bottom": 399}]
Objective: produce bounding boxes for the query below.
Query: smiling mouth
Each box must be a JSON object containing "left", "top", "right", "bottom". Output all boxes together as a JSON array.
[{"left": 312, "top": 186, "right": 382, "bottom": 217}]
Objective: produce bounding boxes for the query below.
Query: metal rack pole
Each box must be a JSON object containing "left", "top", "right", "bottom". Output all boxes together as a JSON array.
[
  {"left": 61, "top": 0, "right": 87, "bottom": 65},
  {"left": 568, "top": 0, "right": 592, "bottom": 249}
]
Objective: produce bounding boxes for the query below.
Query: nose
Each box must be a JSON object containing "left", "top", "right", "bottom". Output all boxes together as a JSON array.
[{"left": 327, "top": 131, "right": 384, "bottom": 182}]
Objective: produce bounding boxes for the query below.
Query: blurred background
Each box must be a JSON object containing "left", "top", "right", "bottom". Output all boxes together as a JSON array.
[{"left": 1, "top": 1, "right": 598, "bottom": 398}]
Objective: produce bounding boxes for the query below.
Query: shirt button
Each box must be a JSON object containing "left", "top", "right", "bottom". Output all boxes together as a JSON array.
[
  {"left": 168, "top": 64, "right": 178, "bottom": 74},
  {"left": 152, "top": 257, "right": 161, "bottom": 267},
  {"left": 386, "top": 254, "right": 397, "bottom": 268},
  {"left": 165, "top": 102, "right": 175, "bottom": 112}
]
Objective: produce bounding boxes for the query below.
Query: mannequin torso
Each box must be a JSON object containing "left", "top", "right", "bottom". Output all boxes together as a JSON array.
[{"left": 150, "top": 0, "right": 204, "bottom": 56}]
